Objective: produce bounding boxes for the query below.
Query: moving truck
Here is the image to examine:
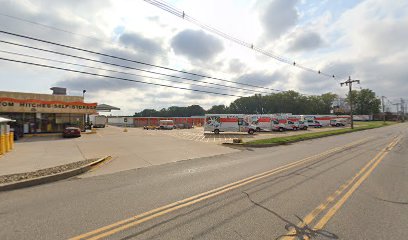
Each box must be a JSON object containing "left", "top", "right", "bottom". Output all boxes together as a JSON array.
[
  {"left": 204, "top": 114, "right": 257, "bottom": 134},
  {"left": 302, "top": 115, "right": 350, "bottom": 127},
  {"left": 244, "top": 115, "right": 274, "bottom": 132},
  {"left": 93, "top": 115, "right": 107, "bottom": 128},
  {"left": 159, "top": 120, "right": 175, "bottom": 130}
]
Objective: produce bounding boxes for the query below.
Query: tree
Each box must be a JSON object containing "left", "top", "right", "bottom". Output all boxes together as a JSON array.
[
  {"left": 186, "top": 105, "right": 206, "bottom": 116},
  {"left": 134, "top": 109, "right": 159, "bottom": 117},
  {"left": 347, "top": 89, "right": 381, "bottom": 114},
  {"left": 207, "top": 105, "right": 228, "bottom": 114}
]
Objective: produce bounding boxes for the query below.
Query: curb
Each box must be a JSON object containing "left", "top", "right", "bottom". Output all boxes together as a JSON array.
[
  {"left": 222, "top": 142, "right": 282, "bottom": 148},
  {"left": 224, "top": 124, "right": 395, "bottom": 148},
  {"left": 0, "top": 156, "right": 111, "bottom": 192}
]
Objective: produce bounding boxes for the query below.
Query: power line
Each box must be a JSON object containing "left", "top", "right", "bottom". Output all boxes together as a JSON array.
[
  {"left": 0, "top": 12, "right": 222, "bottom": 73},
  {"left": 0, "top": 49, "right": 257, "bottom": 94},
  {"left": 144, "top": 0, "right": 337, "bottom": 79},
  {"left": 0, "top": 29, "right": 285, "bottom": 93},
  {"left": 0, "top": 56, "right": 246, "bottom": 98},
  {"left": 0, "top": 39, "right": 272, "bottom": 95}
]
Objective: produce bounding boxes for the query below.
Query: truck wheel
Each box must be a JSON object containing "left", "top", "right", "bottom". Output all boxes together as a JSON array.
[
  {"left": 336, "top": 123, "right": 340, "bottom": 127},
  {"left": 279, "top": 127, "right": 284, "bottom": 132},
  {"left": 248, "top": 129, "right": 255, "bottom": 135},
  {"left": 293, "top": 127, "right": 298, "bottom": 131},
  {"left": 214, "top": 129, "right": 220, "bottom": 134},
  {"left": 303, "top": 127, "right": 308, "bottom": 130},
  {"left": 256, "top": 127, "right": 261, "bottom": 132}
]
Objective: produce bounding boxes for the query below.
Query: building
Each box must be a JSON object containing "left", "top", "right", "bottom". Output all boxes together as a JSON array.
[
  {"left": 133, "top": 116, "right": 205, "bottom": 127},
  {"left": 107, "top": 116, "right": 205, "bottom": 127},
  {"left": 0, "top": 88, "right": 97, "bottom": 134}
]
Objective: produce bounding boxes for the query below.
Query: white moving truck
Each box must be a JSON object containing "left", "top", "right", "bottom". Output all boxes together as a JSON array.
[
  {"left": 204, "top": 114, "right": 257, "bottom": 134},
  {"left": 244, "top": 115, "right": 274, "bottom": 132},
  {"left": 93, "top": 115, "right": 107, "bottom": 128},
  {"left": 159, "top": 120, "right": 175, "bottom": 130}
]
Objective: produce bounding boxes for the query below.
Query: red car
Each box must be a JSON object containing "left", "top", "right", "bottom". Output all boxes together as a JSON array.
[{"left": 63, "top": 127, "right": 81, "bottom": 138}]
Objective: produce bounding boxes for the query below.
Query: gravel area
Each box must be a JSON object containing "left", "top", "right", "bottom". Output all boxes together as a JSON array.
[{"left": 0, "top": 158, "right": 99, "bottom": 184}]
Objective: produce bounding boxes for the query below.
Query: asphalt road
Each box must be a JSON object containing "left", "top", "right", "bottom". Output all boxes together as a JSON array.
[{"left": 0, "top": 123, "right": 406, "bottom": 240}]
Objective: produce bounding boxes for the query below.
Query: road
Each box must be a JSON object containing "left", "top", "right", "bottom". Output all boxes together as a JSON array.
[{"left": 0, "top": 123, "right": 407, "bottom": 240}]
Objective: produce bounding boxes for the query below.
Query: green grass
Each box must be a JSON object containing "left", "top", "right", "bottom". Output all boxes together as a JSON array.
[{"left": 246, "top": 121, "right": 396, "bottom": 146}]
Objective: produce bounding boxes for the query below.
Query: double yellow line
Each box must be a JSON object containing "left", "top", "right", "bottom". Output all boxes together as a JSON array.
[
  {"left": 69, "top": 137, "right": 372, "bottom": 240},
  {"left": 282, "top": 135, "right": 402, "bottom": 240}
]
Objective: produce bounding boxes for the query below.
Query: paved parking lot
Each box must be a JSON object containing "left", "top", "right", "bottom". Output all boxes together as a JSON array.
[
  {"left": 0, "top": 125, "right": 342, "bottom": 177},
  {"left": 0, "top": 126, "right": 240, "bottom": 177}
]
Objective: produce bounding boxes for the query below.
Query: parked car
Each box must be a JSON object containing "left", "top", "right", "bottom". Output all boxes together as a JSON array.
[
  {"left": 63, "top": 127, "right": 81, "bottom": 138},
  {"left": 175, "top": 123, "right": 193, "bottom": 129},
  {"left": 330, "top": 118, "right": 348, "bottom": 127},
  {"left": 143, "top": 125, "right": 157, "bottom": 130}
]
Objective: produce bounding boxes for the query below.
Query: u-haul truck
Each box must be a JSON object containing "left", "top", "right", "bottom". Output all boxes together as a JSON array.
[
  {"left": 244, "top": 115, "right": 274, "bottom": 132},
  {"left": 204, "top": 114, "right": 257, "bottom": 134},
  {"left": 244, "top": 114, "right": 303, "bottom": 132},
  {"left": 302, "top": 115, "right": 350, "bottom": 127}
]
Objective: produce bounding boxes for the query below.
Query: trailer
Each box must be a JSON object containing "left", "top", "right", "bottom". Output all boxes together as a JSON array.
[
  {"left": 204, "top": 114, "right": 256, "bottom": 134},
  {"left": 93, "top": 115, "right": 107, "bottom": 128}
]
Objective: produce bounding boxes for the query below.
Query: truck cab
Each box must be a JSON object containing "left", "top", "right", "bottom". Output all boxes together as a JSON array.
[
  {"left": 298, "top": 121, "right": 308, "bottom": 130},
  {"left": 330, "top": 118, "right": 348, "bottom": 127},
  {"left": 284, "top": 120, "right": 299, "bottom": 131}
]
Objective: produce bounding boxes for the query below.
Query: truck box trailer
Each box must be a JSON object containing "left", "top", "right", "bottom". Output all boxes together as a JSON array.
[{"left": 204, "top": 114, "right": 257, "bottom": 134}]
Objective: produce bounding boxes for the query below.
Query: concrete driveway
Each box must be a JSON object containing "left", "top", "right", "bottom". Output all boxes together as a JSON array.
[{"left": 0, "top": 126, "right": 239, "bottom": 177}]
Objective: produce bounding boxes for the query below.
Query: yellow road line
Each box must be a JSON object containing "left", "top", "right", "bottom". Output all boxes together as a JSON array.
[
  {"left": 281, "top": 136, "right": 400, "bottom": 240},
  {"left": 69, "top": 137, "right": 372, "bottom": 240},
  {"left": 312, "top": 136, "right": 401, "bottom": 231}
]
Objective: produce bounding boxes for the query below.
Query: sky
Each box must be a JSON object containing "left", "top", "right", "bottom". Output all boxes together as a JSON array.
[{"left": 0, "top": 0, "right": 407, "bottom": 115}]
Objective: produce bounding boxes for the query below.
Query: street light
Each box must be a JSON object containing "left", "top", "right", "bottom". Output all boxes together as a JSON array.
[{"left": 82, "top": 90, "right": 87, "bottom": 130}]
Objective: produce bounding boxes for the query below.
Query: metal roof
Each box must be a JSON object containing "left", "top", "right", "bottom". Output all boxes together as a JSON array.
[{"left": 96, "top": 104, "right": 120, "bottom": 112}]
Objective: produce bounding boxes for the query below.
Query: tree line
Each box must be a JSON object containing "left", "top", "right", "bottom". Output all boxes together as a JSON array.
[{"left": 134, "top": 89, "right": 381, "bottom": 117}]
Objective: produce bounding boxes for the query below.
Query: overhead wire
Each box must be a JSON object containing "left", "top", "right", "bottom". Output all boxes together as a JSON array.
[
  {"left": 0, "top": 39, "right": 272, "bottom": 95},
  {"left": 0, "top": 56, "right": 246, "bottom": 98},
  {"left": 0, "top": 30, "right": 285, "bottom": 93},
  {"left": 0, "top": 49, "right": 257, "bottom": 94},
  {"left": 144, "top": 0, "right": 337, "bottom": 78},
  {"left": 0, "top": 12, "right": 227, "bottom": 74}
]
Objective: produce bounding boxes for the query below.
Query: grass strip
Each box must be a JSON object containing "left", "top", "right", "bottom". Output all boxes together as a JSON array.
[{"left": 246, "top": 121, "right": 396, "bottom": 146}]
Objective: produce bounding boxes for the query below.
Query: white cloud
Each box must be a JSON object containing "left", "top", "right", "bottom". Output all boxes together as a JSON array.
[{"left": 0, "top": 0, "right": 407, "bottom": 115}]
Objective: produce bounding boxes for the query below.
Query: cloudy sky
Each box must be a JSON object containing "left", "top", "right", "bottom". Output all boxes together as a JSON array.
[{"left": 0, "top": 0, "right": 407, "bottom": 115}]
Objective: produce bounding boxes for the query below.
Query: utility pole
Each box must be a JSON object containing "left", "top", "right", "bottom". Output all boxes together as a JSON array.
[
  {"left": 394, "top": 103, "right": 400, "bottom": 121},
  {"left": 340, "top": 76, "right": 360, "bottom": 129},
  {"left": 381, "top": 96, "right": 385, "bottom": 122},
  {"left": 401, "top": 98, "right": 405, "bottom": 122}
]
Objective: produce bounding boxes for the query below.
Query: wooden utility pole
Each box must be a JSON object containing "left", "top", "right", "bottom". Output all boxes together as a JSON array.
[{"left": 340, "top": 76, "right": 360, "bottom": 129}]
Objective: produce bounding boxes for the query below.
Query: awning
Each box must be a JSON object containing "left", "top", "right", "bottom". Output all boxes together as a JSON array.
[
  {"left": 0, "top": 117, "right": 16, "bottom": 123},
  {"left": 96, "top": 104, "right": 120, "bottom": 112}
]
